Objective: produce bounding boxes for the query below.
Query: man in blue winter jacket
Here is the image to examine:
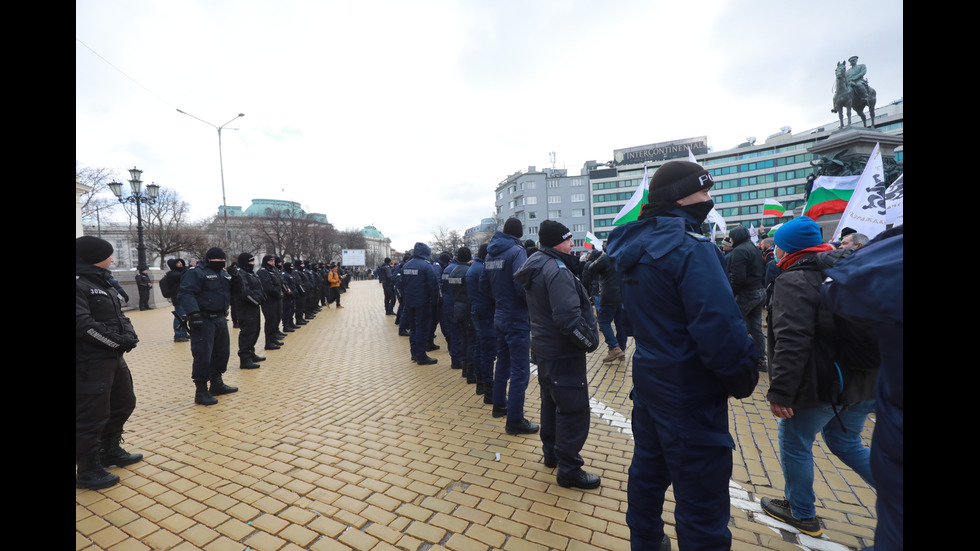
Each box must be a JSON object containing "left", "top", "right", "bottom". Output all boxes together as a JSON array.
[
  {"left": 480, "top": 217, "right": 539, "bottom": 436},
  {"left": 606, "top": 161, "right": 759, "bottom": 551}
]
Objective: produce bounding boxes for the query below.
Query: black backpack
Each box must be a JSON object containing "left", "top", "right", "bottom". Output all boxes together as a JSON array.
[{"left": 159, "top": 272, "right": 177, "bottom": 298}]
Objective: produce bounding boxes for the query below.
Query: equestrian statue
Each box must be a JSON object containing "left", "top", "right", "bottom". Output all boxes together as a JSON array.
[{"left": 832, "top": 56, "right": 877, "bottom": 128}]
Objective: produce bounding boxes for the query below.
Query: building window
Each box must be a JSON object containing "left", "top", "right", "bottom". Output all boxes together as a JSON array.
[
  {"left": 548, "top": 195, "right": 561, "bottom": 203},
  {"left": 571, "top": 193, "right": 585, "bottom": 202},
  {"left": 528, "top": 211, "right": 537, "bottom": 219},
  {"left": 573, "top": 224, "right": 586, "bottom": 232},
  {"left": 526, "top": 196, "right": 537, "bottom": 205},
  {"left": 548, "top": 210, "right": 562, "bottom": 218},
  {"left": 571, "top": 178, "right": 584, "bottom": 186},
  {"left": 573, "top": 239, "right": 584, "bottom": 246},
  {"left": 572, "top": 208, "right": 586, "bottom": 217},
  {"left": 548, "top": 180, "right": 561, "bottom": 188},
  {"left": 526, "top": 226, "right": 538, "bottom": 235}
]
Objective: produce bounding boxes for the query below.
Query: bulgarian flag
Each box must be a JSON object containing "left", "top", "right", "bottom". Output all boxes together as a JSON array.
[
  {"left": 763, "top": 199, "right": 788, "bottom": 217},
  {"left": 584, "top": 232, "right": 602, "bottom": 251},
  {"left": 613, "top": 165, "right": 649, "bottom": 225},
  {"left": 803, "top": 175, "right": 860, "bottom": 219}
]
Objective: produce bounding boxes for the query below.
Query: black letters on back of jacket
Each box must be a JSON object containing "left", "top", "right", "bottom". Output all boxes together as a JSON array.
[{"left": 76, "top": 261, "right": 138, "bottom": 361}]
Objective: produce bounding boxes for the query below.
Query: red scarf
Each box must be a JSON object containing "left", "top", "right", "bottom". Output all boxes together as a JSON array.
[{"left": 777, "top": 243, "right": 834, "bottom": 270}]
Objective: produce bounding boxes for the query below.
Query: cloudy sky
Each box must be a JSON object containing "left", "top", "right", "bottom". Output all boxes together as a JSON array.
[{"left": 76, "top": 0, "right": 903, "bottom": 252}]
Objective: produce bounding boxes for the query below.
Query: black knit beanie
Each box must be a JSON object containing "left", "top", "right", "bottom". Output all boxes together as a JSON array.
[
  {"left": 503, "top": 217, "right": 523, "bottom": 238},
  {"left": 539, "top": 220, "right": 572, "bottom": 248},
  {"left": 648, "top": 161, "right": 714, "bottom": 203},
  {"left": 76, "top": 236, "right": 114, "bottom": 264}
]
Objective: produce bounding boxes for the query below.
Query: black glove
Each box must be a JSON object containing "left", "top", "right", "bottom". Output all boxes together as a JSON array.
[
  {"left": 120, "top": 335, "right": 139, "bottom": 353},
  {"left": 186, "top": 312, "right": 206, "bottom": 333}
]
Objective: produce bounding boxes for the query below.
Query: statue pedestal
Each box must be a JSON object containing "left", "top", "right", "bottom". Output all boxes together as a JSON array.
[{"left": 810, "top": 127, "right": 903, "bottom": 160}]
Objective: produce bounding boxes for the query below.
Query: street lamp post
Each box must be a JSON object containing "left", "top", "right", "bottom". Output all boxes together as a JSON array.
[
  {"left": 108, "top": 167, "right": 160, "bottom": 272},
  {"left": 176, "top": 109, "right": 244, "bottom": 246}
]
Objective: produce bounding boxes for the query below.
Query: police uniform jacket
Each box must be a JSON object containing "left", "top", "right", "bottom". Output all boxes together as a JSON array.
[
  {"left": 514, "top": 248, "right": 598, "bottom": 360},
  {"left": 76, "top": 261, "right": 138, "bottom": 360},
  {"left": 606, "top": 209, "right": 758, "bottom": 408},
  {"left": 399, "top": 243, "right": 439, "bottom": 308},
  {"left": 479, "top": 232, "right": 529, "bottom": 332},
  {"left": 178, "top": 264, "right": 231, "bottom": 315}
]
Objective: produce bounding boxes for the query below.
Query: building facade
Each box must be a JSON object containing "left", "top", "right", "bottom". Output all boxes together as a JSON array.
[
  {"left": 492, "top": 165, "right": 594, "bottom": 252},
  {"left": 589, "top": 98, "right": 904, "bottom": 241}
]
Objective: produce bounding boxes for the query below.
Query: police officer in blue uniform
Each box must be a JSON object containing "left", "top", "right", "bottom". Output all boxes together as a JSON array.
[
  {"left": 480, "top": 217, "right": 538, "bottom": 436},
  {"left": 607, "top": 161, "right": 758, "bottom": 551},
  {"left": 399, "top": 243, "right": 440, "bottom": 365},
  {"left": 178, "top": 247, "right": 237, "bottom": 406},
  {"left": 466, "top": 243, "right": 496, "bottom": 402}
]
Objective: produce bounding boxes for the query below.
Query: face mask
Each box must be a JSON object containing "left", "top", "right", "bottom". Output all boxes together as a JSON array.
[
  {"left": 681, "top": 200, "right": 714, "bottom": 224},
  {"left": 207, "top": 260, "right": 226, "bottom": 272}
]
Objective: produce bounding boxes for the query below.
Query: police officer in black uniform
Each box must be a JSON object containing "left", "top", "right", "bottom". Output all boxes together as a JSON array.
[
  {"left": 178, "top": 247, "right": 237, "bottom": 405},
  {"left": 76, "top": 236, "right": 142, "bottom": 489},
  {"left": 258, "top": 255, "right": 287, "bottom": 345},
  {"left": 233, "top": 253, "right": 269, "bottom": 367}
]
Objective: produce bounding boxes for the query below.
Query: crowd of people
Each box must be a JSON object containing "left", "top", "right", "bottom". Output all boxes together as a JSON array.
[
  {"left": 78, "top": 159, "right": 901, "bottom": 549},
  {"left": 374, "top": 160, "right": 902, "bottom": 550}
]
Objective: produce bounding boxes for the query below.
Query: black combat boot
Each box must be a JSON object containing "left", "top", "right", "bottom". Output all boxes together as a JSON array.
[
  {"left": 195, "top": 381, "right": 218, "bottom": 406},
  {"left": 100, "top": 433, "right": 143, "bottom": 468},
  {"left": 76, "top": 452, "right": 120, "bottom": 490},
  {"left": 209, "top": 374, "right": 238, "bottom": 395}
]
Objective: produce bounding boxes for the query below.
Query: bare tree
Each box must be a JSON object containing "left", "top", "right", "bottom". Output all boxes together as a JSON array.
[
  {"left": 429, "top": 225, "right": 465, "bottom": 256},
  {"left": 76, "top": 161, "right": 120, "bottom": 221},
  {"left": 121, "top": 187, "right": 201, "bottom": 269}
]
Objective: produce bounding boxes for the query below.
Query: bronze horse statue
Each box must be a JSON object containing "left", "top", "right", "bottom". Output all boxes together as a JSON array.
[{"left": 832, "top": 61, "right": 876, "bottom": 128}]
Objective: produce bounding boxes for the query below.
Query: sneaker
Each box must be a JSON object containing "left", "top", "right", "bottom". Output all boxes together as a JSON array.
[
  {"left": 505, "top": 419, "right": 540, "bottom": 435},
  {"left": 760, "top": 498, "right": 823, "bottom": 536}
]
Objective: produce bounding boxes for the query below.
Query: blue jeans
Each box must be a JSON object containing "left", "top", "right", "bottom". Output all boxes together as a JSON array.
[
  {"left": 778, "top": 399, "right": 876, "bottom": 519},
  {"left": 596, "top": 303, "right": 626, "bottom": 349}
]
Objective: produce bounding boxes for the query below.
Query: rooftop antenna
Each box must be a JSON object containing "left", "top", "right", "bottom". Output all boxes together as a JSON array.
[{"left": 549, "top": 151, "right": 556, "bottom": 169}]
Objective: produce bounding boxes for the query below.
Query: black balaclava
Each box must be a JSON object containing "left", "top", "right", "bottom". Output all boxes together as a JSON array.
[{"left": 205, "top": 247, "right": 227, "bottom": 272}]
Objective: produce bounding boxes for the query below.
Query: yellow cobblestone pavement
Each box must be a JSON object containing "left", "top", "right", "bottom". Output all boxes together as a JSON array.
[{"left": 77, "top": 280, "right": 878, "bottom": 550}]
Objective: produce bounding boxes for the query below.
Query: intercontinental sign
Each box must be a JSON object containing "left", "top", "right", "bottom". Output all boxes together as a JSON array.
[{"left": 613, "top": 136, "right": 708, "bottom": 166}]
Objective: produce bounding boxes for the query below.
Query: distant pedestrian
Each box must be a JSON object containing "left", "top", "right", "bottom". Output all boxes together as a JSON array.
[{"left": 135, "top": 268, "right": 153, "bottom": 310}]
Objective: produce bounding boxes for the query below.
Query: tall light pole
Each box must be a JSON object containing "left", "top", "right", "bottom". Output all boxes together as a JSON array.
[
  {"left": 177, "top": 109, "right": 244, "bottom": 245},
  {"left": 108, "top": 167, "right": 160, "bottom": 272}
]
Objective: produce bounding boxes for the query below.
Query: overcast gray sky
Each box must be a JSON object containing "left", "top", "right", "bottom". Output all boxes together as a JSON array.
[{"left": 76, "top": 0, "right": 903, "bottom": 252}]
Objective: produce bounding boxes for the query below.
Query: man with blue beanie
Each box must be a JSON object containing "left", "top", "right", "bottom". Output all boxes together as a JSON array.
[{"left": 761, "top": 216, "right": 877, "bottom": 537}]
